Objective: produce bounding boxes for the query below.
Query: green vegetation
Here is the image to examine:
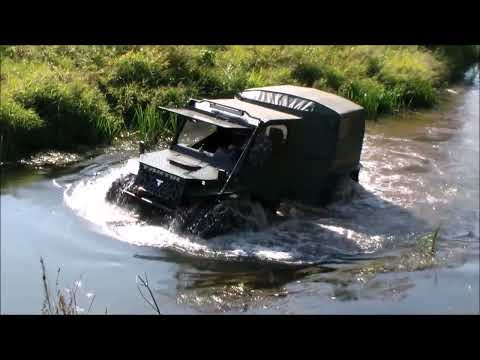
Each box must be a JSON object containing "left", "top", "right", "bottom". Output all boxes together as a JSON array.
[
  {"left": 40, "top": 257, "right": 162, "bottom": 315},
  {"left": 134, "top": 103, "right": 179, "bottom": 145},
  {"left": 0, "top": 55, "right": 122, "bottom": 160},
  {"left": 1, "top": 45, "right": 478, "bottom": 162},
  {"left": 40, "top": 257, "right": 97, "bottom": 315}
]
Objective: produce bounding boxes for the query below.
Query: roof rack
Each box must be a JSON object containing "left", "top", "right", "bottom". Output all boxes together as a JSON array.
[
  {"left": 210, "top": 101, "right": 245, "bottom": 117},
  {"left": 188, "top": 99, "right": 262, "bottom": 126}
]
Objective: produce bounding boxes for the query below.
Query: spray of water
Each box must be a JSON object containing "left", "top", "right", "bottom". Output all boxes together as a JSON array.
[{"left": 62, "top": 155, "right": 398, "bottom": 265}]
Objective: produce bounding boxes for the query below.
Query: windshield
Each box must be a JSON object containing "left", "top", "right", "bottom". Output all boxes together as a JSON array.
[
  {"left": 177, "top": 119, "right": 217, "bottom": 148},
  {"left": 176, "top": 118, "right": 252, "bottom": 168}
]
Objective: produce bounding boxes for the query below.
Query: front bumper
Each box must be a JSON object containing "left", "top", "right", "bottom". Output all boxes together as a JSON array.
[
  {"left": 134, "top": 163, "right": 186, "bottom": 208},
  {"left": 122, "top": 186, "right": 176, "bottom": 212}
]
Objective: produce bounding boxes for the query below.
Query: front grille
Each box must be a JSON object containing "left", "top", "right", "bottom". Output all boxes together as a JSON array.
[{"left": 135, "top": 164, "right": 185, "bottom": 207}]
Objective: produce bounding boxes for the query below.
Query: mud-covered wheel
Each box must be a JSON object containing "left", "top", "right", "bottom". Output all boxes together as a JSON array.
[
  {"left": 105, "top": 173, "right": 136, "bottom": 205},
  {"left": 181, "top": 199, "right": 269, "bottom": 239},
  {"left": 184, "top": 201, "right": 236, "bottom": 239}
]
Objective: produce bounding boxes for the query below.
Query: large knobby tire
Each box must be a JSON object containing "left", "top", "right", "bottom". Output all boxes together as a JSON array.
[
  {"left": 105, "top": 173, "right": 136, "bottom": 205},
  {"left": 180, "top": 199, "right": 268, "bottom": 239},
  {"left": 184, "top": 201, "right": 236, "bottom": 239}
]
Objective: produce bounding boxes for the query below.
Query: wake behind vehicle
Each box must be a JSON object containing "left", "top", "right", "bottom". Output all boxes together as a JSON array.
[{"left": 106, "top": 85, "right": 366, "bottom": 238}]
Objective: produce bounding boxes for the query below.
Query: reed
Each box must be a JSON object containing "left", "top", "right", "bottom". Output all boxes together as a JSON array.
[
  {"left": 40, "top": 257, "right": 96, "bottom": 315},
  {"left": 134, "top": 103, "right": 178, "bottom": 146}
]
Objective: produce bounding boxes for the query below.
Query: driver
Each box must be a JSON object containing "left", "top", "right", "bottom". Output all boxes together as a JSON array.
[
  {"left": 214, "top": 144, "right": 241, "bottom": 165},
  {"left": 226, "top": 144, "right": 242, "bottom": 160}
]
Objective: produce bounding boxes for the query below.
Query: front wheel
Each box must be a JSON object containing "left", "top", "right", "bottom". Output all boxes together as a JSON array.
[
  {"left": 181, "top": 198, "right": 268, "bottom": 239},
  {"left": 181, "top": 200, "right": 235, "bottom": 239},
  {"left": 105, "top": 173, "right": 136, "bottom": 205}
]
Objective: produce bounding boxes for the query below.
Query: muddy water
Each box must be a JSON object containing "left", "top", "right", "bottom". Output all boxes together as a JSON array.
[{"left": 1, "top": 72, "right": 478, "bottom": 314}]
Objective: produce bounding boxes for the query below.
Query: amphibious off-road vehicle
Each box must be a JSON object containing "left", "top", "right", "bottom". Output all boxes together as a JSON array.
[{"left": 106, "top": 85, "right": 366, "bottom": 238}]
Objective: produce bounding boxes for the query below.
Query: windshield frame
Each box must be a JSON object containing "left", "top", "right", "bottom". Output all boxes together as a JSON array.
[{"left": 171, "top": 116, "right": 256, "bottom": 167}]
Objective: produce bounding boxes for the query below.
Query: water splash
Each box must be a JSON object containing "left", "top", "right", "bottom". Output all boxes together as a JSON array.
[{"left": 62, "top": 156, "right": 414, "bottom": 265}]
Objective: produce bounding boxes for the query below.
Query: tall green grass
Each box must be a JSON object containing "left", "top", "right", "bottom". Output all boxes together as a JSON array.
[
  {"left": 0, "top": 98, "right": 45, "bottom": 160},
  {"left": 1, "top": 58, "right": 123, "bottom": 161},
  {"left": 1, "top": 45, "right": 477, "bottom": 162},
  {"left": 134, "top": 103, "right": 178, "bottom": 146}
]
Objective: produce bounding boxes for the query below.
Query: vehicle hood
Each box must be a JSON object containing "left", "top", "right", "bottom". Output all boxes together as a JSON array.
[{"left": 139, "top": 149, "right": 219, "bottom": 181}]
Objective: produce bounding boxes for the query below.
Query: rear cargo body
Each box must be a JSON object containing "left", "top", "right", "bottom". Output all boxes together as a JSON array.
[{"left": 237, "top": 85, "right": 365, "bottom": 204}]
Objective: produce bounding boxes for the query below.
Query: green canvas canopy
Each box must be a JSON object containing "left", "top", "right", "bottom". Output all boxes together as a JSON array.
[{"left": 239, "top": 85, "right": 364, "bottom": 116}]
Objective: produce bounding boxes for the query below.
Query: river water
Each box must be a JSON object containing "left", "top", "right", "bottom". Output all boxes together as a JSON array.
[{"left": 1, "top": 72, "right": 478, "bottom": 314}]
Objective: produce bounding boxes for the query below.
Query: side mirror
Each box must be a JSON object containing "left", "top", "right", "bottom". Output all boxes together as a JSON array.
[{"left": 139, "top": 141, "right": 146, "bottom": 155}]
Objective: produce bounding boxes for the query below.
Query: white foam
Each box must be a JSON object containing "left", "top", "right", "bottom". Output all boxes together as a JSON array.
[{"left": 63, "top": 159, "right": 189, "bottom": 252}]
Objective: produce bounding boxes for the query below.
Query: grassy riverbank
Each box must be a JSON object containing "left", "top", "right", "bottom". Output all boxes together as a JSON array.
[{"left": 1, "top": 45, "right": 478, "bottom": 162}]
